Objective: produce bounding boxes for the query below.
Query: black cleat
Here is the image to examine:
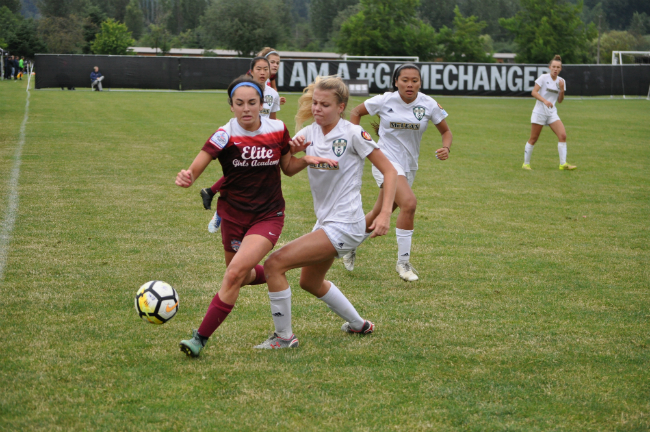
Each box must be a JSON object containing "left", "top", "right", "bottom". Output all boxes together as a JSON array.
[{"left": 200, "top": 187, "right": 216, "bottom": 210}]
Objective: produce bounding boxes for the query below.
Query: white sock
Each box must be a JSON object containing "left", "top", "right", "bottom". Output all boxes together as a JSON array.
[
  {"left": 318, "top": 282, "right": 364, "bottom": 331},
  {"left": 524, "top": 142, "right": 534, "bottom": 164},
  {"left": 396, "top": 228, "right": 413, "bottom": 263},
  {"left": 269, "top": 287, "right": 292, "bottom": 339},
  {"left": 558, "top": 142, "right": 567, "bottom": 165}
]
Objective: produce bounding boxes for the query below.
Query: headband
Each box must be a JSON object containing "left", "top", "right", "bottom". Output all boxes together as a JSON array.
[
  {"left": 264, "top": 50, "right": 279, "bottom": 58},
  {"left": 230, "top": 82, "right": 263, "bottom": 98}
]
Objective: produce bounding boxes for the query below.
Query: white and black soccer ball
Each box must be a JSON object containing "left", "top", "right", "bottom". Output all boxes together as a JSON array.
[{"left": 134, "top": 281, "right": 179, "bottom": 324}]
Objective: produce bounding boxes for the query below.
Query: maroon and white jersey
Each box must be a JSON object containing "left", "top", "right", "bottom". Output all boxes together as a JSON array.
[{"left": 202, "top": 117, "right": 291, "bottom": 215}]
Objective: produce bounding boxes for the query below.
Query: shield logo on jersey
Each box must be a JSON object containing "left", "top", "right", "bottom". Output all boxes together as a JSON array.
[
  {"left": 264, "top": 95, "right": 274, "bottom": 105},
  {"left": 332, "top": 139, "right": 347, "bottom": 157},
  {"left": 413, "top": 106, "right": 426, "bottom": 121},
  {"left": 230, "top": 239, "right": 241, "bottom": 252}
]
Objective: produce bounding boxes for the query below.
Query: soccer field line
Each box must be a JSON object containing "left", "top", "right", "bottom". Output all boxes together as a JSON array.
[{"left": 0, "top": 84, "right": 30, "bottom": 282}]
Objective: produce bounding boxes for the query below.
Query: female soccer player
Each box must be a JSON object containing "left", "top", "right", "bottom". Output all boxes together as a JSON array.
[
  {"left": 256, "top": 47, "right": 286, "bottom": 105},
  {"left": 200, "top": 57, "right": 282, "bottom": 229},
  {"left": 176, "top": 76, "right": 336, "bottom": 357},
  {"left": 253, "top": 76, "right": 398, "bottom": 349},
  {"left": 343, "top": 64, "right": 452, "bottom": 282},
  {"left": 523, "top": 55, "right": 576, "bottom": 171}
]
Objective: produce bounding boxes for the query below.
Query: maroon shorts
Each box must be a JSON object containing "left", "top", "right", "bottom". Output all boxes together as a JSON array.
[{"left": 217, "top": 199, "right": 285, "bottom": 253}]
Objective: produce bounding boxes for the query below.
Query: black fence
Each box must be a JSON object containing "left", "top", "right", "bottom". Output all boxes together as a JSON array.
[{"left": 35, "top": 54, "right": 650, "bottom": 97}]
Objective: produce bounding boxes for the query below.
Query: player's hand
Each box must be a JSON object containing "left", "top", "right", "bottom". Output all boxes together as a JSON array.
[
  {"left": 368, "top": 212, "right": 390, "bottom": 238},
  {"left": 289, "top": 136, "right": 310, "bottom": 154},
  {"left": 559, "top": 79, "right": 565, "bottom": 91},
  {"left": 302, "top": 155, "right": 338, "bottom": 168},
  {"left": 280, "top": 97, "right": 286, "bottom": 105},
  {"left": 175, "top": 169, "right": 194, "bottom": 188},
  {"left": 436, "top": 147, "right": 450, "bottom": 160},
  {"left": 544, "top": 100, "right": 554, "bottom": 108}
]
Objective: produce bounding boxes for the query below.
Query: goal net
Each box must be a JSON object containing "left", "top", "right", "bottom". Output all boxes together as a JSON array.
[{"left": 611, "top": 51, "right": 650, "bottom": 99}]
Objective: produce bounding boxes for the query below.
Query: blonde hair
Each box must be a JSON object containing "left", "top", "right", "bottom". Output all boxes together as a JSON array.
[
  {"left": 549, "top": 54, "right": 562, "bottom": 65},
  {"left": 295, "top": 76, "right": 350, "bottom": 130},
  {"left": 257, "top": 47, "right": 280, "bottom": 58}
]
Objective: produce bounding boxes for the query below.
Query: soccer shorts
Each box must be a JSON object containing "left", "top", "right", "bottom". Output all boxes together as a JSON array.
[
  {"left": 372, "top": 160, "right": 416, "bottom": 188},
  {"left": 531, "top": 111, "right": 561, "bottom": 126},
  {"left": 218, "top": 199, "right": 285, "bottom": 253},
  {"left": 312, "top": 219, "right": 367, "bottom": 258}
]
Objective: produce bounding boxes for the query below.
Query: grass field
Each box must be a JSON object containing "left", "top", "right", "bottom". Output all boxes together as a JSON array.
[{"left": 1, "top": 79, "right": 649, "bottom": 431}]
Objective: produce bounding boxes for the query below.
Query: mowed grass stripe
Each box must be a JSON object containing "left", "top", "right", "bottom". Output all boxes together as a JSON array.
[{"left": 0, "top": 82, "right": 648, "bottom": 431}]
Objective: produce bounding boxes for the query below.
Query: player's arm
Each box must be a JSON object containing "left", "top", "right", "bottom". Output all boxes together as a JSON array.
[
  {"left": 279, "top": 149, "right": 338, "bottom": 177},
  {"left": 175, "top": 150, "right": 212, "bottom": 188},
  {"left": 349, "top": 103, "right": 370, "bottom": 125},
  {"left": 557, "top": 79, "right": 565, "bottom": 104},
  {"left": 532, "top": 83, "right": 553, "bottom": 108},
  {"left": 366, "top": 149, "right": 397, "bottom": 237},
  {"left": 435, "top": 119, "right": 453, "bottom": 161}
]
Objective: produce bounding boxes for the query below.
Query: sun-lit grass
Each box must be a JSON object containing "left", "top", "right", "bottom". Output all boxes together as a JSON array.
[{"left": 0, "top": 80, "right": 648, "bottom": 431}]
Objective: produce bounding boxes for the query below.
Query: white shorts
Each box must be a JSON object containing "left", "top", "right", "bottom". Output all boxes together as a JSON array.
[
  {"left": 372, "top": 160, "right": 416, "bottom": 188},
  {"left": 531, "top": 111, "right": 561, "bottom": 126},
  {"left": 312, "top": 219, "right": 367, "bottom": 258}
]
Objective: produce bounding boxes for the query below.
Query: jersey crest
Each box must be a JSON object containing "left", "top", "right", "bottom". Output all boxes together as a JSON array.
[
  {"left": 209, "top": 129, "right": 229, "bottom": 149},
  {"left": 264, "top": 95, "right": 274, "bottom": 105},
  {"left": 361, "top": 130, "right": 372, "bottom": 141},
  {"left": 413, "top": 106, "right": 426, "bottom": 121},
  {"left": 332, "top": 139, "right": 347, "bottom": 157}
]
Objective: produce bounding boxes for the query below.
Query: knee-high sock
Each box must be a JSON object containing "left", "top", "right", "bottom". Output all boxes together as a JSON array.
[
  {"left": 524, "top": 142, "right": 534, "bottom": 164},
  {"left": 197, "top": 293, "right": 234, "bottom": 338},
  {"left": 318, "top": 282, "right": 364, "bottom": 331},
  {"left": 211, "top": 176, "right": 225, "bottom": 195},
  {"left": 558, "top": 142, "right": 567, "bottom": 165},
  {"left": 396, "top": 228, "right": 414, "bottom": 263},
  {"left": 247, "top": 265, "right": 266, "bottom": 286},
  {"left": 269, "top": 287, "right": 292, "bottom": 339}
]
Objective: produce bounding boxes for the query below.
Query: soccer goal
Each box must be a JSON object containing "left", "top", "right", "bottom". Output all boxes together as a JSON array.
[{"left": 611, "top": 51, "right": 650, "bottom": 100}]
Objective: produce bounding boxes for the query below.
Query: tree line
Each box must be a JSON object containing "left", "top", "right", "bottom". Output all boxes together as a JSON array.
[{"left": 1, "top": 0, "right": 649, "bottom": 63}]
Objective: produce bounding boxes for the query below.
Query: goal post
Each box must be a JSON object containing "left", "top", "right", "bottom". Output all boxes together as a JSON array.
[{"left": 610, "top": 51, "right": 650, "bottom": 99}]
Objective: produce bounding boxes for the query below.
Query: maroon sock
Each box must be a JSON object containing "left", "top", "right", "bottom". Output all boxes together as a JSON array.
[
  {"left": 210, "top": 176, "right": 225, "bottom": 195},
  {"left": 197, "top": 293, "right": 234, "bottom": 338},
  {"left": 247, "top": 264, "right": 266, "bottom": 286}
]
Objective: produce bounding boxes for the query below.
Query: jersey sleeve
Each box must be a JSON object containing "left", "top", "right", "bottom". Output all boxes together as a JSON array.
[
  {"left": 202, "top": 126, "right": 230, "bottom": 159},
  {"left": 535, "top": 75, "right": 545, "bottom": 88},
  {"left": 363, "top": 93, "right": 388, "bottom": 116},
  {"left": 271, "top": 94, "right": 281, "bottom": 113},
  {"left": 350, "top": 125, "right": 379, "bottom": 158},
  {"left": 429, "top": 100, "right": 449, "bottom": 125}
]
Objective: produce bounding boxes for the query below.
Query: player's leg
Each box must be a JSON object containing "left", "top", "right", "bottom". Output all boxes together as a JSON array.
[
  {"left": 180, "top": 234, "right": 273, "bottom": 357},
  {"left": 524, "top": 123, "right": 544, "bottom": 169},
  {"left": 550, "top": 120, "right": 576, "bottom": 170},
  {"left": 394, "top": 176, "right": 419, "bottom": 281},
  {"left": 201, "top": 177, "right": 224, "bottom": 210}
]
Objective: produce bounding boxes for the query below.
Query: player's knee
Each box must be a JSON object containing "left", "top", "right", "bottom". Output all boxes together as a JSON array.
[
  {"left": 263, "top": 251, "right": 283, "bottom": 276},
  {"left": 401, "top": 196, "right": 417, "bottom": 214},
  {"left": 558, "top": 132, "right": 567, "bottom": 141},
  {"left": 223, "top": 265, "right": 248, "bottom": 287},
  {"left": 528, "top": 137, "right": 537, "bottom": 145}
]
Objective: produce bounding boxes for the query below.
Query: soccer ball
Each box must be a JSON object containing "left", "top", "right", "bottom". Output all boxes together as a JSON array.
[{"left": 135, "top": 281, "right": 179, "bottom": 324}]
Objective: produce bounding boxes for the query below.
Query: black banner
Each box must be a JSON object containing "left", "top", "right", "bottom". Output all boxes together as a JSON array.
[{"left": 35, "top": 54, "right": 650, "bottom": 97}]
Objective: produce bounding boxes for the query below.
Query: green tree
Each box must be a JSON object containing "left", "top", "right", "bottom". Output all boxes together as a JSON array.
[
  {"left": 309, "top": 0, "right": 358, "bottom": 46},
  {"left": 37, "top": 0, "right": 90, "bottom": 17},
  {"left": 142, "top": 23, "right": 171, "bottom": 54},
  {"left": 7, "top": 18, "right": 48, "bottom": 56},
  {"left": 336, "top": 0, "right": 437, "bottom": 61},
  {"left": 0, "top": 0, "right": 21, "bottom": 14},
  {"left": 436, "top": 6, "right": 494, "bottom": 62},
  {"left": 600, "top": 30, "right": 637, "bottom": 63},
  {"left": 500, "top": 0, "right": 597, "bottom": 63},
  {"left": 38, "top": 14, "right": 85, "bottom": 53},
  {"left": 124, "top": 0, "right": 144, "bottom": 39},
  {"left": 200, "top": 0, "right": 288, "bottom": 56},
  {"left": 165, "top": 0, "right": 208, "bottom": 35},
  {"left": 0, "top": 5, "right": 21, "bottom": 42},
  {"left": 91, "top": 18, "right": 134, "bottom": 54},
  {"left": 81, "top": 5, "right": 106, "bottom": 53}
]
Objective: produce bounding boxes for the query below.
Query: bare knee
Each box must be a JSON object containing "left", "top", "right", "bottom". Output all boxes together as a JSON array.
[
  {"left": 528, "top": 137, "right": 537, "bottom": 145},
  {"left": 399, "top": 195, "right": 417, "bottom": 215},
  {"left": 263, "top": 250, "right": 285, "bottom": 276},
  {"left": 223, "top": 265, "right": 249, "bottom": 288},
  {"left": 557, "top": 132, "right": 567, "bottom": 142}
]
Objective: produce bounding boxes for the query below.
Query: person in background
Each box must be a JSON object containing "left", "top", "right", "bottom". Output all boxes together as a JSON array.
[{"left": 90, "top": 66, "right": 105, "bottom": 91}]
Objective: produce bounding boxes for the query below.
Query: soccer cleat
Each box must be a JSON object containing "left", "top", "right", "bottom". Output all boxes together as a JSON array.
[
  {"left": 559, "top": 163, "right": 577, "bottom": 170},
  {"left": 342, "top": 250, "right": 356, "bottom": 271},
  {"left": 341, "top": 320, "right": 375, "bottom": 335},
  {"left": 253, "top": 333, "right": 299, "bottom": 349},
  {"left": 179, "top": 329, "right": 206, "bottom": 357},
  {"left": 522, "top": 163, "right": 532, "bottom": 170},
  {"left": 200, "top": 187, "right": 216, "bottom": 210},
  {"left": 208, "top": 211, "right": 221, "bottom": 233},
  {"left": 396, "top": 261, "right": 419, "bottom": 282}
]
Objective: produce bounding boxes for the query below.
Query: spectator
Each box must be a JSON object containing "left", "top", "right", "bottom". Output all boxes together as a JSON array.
[
  {"left": 90, "top": 66, "right": 104, "bottom": 91},
  {"left": 18, "top": 57, "right": 24, "bottom": 80},
  {"left": 12, "top": 56, "right": 19, "bottom": 80}
]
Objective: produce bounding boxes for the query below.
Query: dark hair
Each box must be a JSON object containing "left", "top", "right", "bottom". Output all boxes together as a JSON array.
[
  {"left": 392, "top": 63, "right": 421, "bottom": 91},
  {"left": 227, "top": 76, "right": 264, "bottom": 106},
  {"left": 250, "top": 56, "right": 270, "bottom": 71}
]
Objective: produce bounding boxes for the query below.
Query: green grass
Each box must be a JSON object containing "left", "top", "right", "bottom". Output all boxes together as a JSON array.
[{"left": 1, "top": 80, "right": 649, "bottom": 431}]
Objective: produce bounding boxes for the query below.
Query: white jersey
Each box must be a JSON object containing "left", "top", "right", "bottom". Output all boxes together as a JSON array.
[
  {"left": 261, "top": 85, "right": 281, "bottom": 118},
  {"left": 364, "top": 91, "right": 448, "bottom": 172},
  {"left": 295, "top": 119, "right": 379, "bottom": 224},
  {"left": 533, "top": 73, "right": 565, "bottom": 115}
]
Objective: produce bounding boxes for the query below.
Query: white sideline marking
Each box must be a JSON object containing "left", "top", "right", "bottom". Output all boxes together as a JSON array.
[{"left": 0, "top": 84, "right": 30, "bottom": 282}]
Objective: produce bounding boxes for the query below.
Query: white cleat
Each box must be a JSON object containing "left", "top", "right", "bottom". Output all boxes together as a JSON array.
[
  {"left": 208, "top": 212, "right": 221, "bottom": 233},
  {"left": 396, "top": 261, "right": 419, "bottom": 282},
  {"left": 342, "top": 250, "right": 356, "bottom": 271}
]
